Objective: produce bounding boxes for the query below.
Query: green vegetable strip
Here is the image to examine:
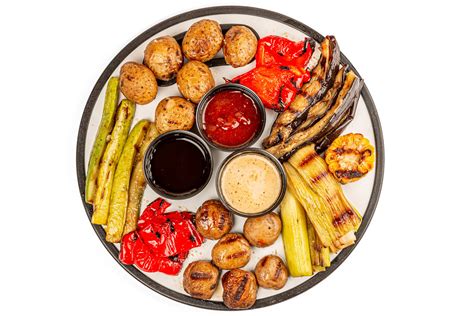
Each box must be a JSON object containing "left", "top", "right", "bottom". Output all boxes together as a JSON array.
[
  {"left": 280, "top": 189, "right": 313, "bottom": 277},
  {"left": 106, "top": 120, "right": 149, "bottom": 242},
  {"left": 85, "top": 77, "right": 120, "bottom": 204},
  {"left": 92, "top": 100, "right": 135, "bottom": 225},
  {"left": 123, "top": 124, "right": 159, "bottom": 236}
]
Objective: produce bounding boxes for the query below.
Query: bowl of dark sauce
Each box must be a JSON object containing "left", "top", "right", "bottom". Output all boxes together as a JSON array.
[{"left": 143, "top": 130, "right": 212, "bottom": 199}]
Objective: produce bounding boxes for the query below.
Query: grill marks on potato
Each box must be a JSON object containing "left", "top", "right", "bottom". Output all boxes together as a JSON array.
[
  {"left": 222, "top": 269, "right": 257, "bottom": 309},
  {"left": 220, "top": 234, "right": 240, "bottom": 244},
  {"left": 196, "top": 200, "right": 233, "bottom": 240},
  {"left": 190, "top": 272, "right": 213, "bottom": 280},
  {"left": 226, "top": 250, "right": 248, "bottom": 260},
  {"left": 211, "top": 233, "right": 251, "bottom": 269},
  {"left": 255, "top": 255, "right": 289, "bottom": 290},
  {"left": 233, "top": 274, "right": 249, "bottom": 301},
  {"left": 183, "top": 261, "right": 219, "bottom": 299}
]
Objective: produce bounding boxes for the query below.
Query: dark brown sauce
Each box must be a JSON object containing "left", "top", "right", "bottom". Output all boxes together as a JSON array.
[{"left": 148, "top": 134, "right": 211, "bottom": 196}]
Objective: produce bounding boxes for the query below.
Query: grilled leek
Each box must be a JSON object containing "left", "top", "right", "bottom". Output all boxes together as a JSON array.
[
  {"left": 284, "top": 145, "right": 360, "bottom": 252},
  {"left": 288, "top": 144, "right": 361, "bottom": 227},
  {"left": 307, "top": 220, "right": 331, "bottom": 272},
  {"left": 280, "top": 189, "right": 313, "bottom": 277}
]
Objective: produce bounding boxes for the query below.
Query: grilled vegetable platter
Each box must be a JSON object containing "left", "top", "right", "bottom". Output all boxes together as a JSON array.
[{"left": 77, "top": 6, "right": 383, "bottom": 311}]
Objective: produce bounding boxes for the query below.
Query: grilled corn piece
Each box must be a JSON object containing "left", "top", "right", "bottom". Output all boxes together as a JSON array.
[
  {"left": 325, "top": 133, "right": 375, "bottom": 184},
  {"left": 280, "top": 189, "right": 313, "bottom": 277},
  {"left": 85, "top": 77, "right": 120, "bottom": 204},
  {"left": 307, "top": 221, "right": 331, "bottom": 272}
]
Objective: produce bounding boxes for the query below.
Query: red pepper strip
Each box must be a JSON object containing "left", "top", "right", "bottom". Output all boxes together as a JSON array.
[
  {"left": 119, "top": 231, "right": 139, "bottom": 265},
  {"left": 232, "top": 65, "right": 300, "bottom": 111},
  {"left": 119, "top": 198, "right": 204, "bottom": 275},
  {"left": 256, "top": 36, "right": 313, "bottom": 69},
  {"left": 232, "top": 36, "right": 313, "bottom": 112},
  {"left": 120, "top": 230, "right": 190, "bottom": 274},
  {"left": 138, "top": 198, "right": 171, "bottom": 228},
  {"left": 138, "top": 211, "right": 203, "bottom": 257}
]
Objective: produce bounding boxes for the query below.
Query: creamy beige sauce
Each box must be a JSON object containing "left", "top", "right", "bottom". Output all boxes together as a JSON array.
[{"left": 220, "top": 153, "right": 282, "bottom": 214}]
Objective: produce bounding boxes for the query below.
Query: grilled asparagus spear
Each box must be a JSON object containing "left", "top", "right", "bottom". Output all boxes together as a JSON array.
[
  {"left": 85, "top": 77, "right": 120, "bottom": 204},
  {"left": 91, "top": 100, "right": 135, "bottom": 225}
]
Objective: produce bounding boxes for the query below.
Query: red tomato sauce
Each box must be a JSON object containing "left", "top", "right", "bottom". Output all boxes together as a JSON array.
[{"left": 203, "top": 90, "right": 261, "bottom": 147}]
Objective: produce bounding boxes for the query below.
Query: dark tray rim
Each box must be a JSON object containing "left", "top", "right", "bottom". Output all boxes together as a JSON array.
[{"left": 76, "top": 5, "right": 385, "bottom": 311}]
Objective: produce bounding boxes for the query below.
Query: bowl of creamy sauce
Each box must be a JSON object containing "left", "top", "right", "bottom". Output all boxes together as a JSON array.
[{"left": 216, "top": 148, "right": 286, "bottom": 217}]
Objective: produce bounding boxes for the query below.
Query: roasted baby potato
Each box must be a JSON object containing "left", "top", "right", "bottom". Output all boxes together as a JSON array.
[
  {"left": 254, "top": 255, "right": 288, "bottom": 290},
  {"left": 243, "top": 212, "right": 282, "bottom": 247},
  {"left": 144, "top": 36, "right": 183, "bottom": 81},
  {"left": 182, "top": 19, "right": 223, "bottom": 62},
  {"left": 222, "top": 269, "right": 258, "bottom": 309},
  {"left": 177, "top": 61, "right": 215, "bottom": 103},
  {"left": 196, "top": 199, "right": 233, "bottom": 240},
  {"left": 223, "top": 26, "right": 257, "bottom": 68},
  {"left": 183, "top": 261, "right": 220, "bottom": 299},
  {"left": 212, "top": 233, "right": 251, "bottom": 270},
  {"left": 154, "top": 96, "right": 195, "bottom": 133},
  {"left": 119, "top": 62, "right": 158, "bottom": 105}
]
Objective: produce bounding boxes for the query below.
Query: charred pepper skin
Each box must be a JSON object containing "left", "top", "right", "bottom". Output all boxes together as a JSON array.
[
  {"left": 232, "top": 36, "right": 313, "bottom": 112},
  {"left": 119, "top": 198, "right": 204, "bottom": 275}
]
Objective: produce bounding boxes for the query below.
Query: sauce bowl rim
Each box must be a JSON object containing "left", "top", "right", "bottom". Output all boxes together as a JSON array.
[
  {"left": 215, "top": 147, "right": 287, "bottom": 218},
  {"left": 195, "top": 83, "right": 266, "bottom": 152},
  {"left": 143, "top": 130, "right": 214, "bottom": 200}
]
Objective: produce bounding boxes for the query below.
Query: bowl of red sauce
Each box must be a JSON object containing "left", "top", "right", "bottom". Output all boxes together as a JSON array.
[{"left": 196, "top": 83, "right": 265, "bottom": 151}]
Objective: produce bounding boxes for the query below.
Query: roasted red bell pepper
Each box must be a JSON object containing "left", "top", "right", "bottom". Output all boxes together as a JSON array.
[
  {"left": 119, "top": 198, "right": 203, "bottom": 275},
  {"left": 256, "top": 36, "right": 313, "bottom": 69},
  {"left": 232, "top": 36, "right": 313, "bottom": 112}
]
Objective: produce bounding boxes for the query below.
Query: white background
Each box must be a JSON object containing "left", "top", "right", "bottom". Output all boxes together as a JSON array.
[{"left": 1, "top": 1, "right": 473, "bottom": 315}]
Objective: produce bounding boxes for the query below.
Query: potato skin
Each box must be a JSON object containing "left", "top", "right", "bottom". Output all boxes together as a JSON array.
[
  {"left": 154, "top": 96, "right": 195, "bottom": 133},
  {"left": 223, "top": 26, "right": 258, "bottom": 68},
  {"left": 177, "top": 61, "right": 215, "bottom": 103},
  {"left": 119, "top": 62, "right": 158, "bottom": 105},
  {"left": 183, "top": 261, "right": 220, "bottom": 299},
  {"left": 182, "top": 19, "right": 223, "bottom": 62},
  {"left": 255, "top": 255, "right": 288, "bottom": 290},
  {"left": 243, "top": 212, "right": 282, "bottom": 247},
  {"left": 222, "top": 269, "right": 258, "bottom": 309},
  {"left": 212, "top": 233, "right": 251, "bottom": 270},
  {"left": 196, "top": 199, "right": 233, "bottom": 240},
  {"left": 144, "top": 36, "right": 183, "bottom": 81}
]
